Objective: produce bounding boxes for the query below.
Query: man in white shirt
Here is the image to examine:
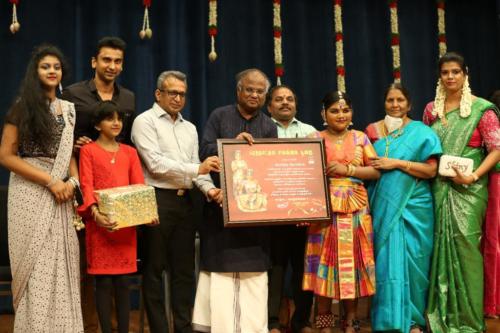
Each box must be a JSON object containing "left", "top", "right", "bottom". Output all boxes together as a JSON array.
[{"left": 131, "top": 70, "right": 221, "bottom": 333}]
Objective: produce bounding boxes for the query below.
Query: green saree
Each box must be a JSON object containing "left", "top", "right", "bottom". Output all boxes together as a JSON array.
[{"left": 426, "top": 98, "right": 495, "bottom": 332}]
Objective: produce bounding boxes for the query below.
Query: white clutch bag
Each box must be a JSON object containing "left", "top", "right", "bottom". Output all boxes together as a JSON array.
[{"left": 438, "top": 155, "right": 474, "bottom": 177}]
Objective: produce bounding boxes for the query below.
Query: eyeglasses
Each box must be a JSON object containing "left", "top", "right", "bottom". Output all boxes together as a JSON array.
[
  {"left": 240, "top": 86, "right": 266, "bottom": 96},
  {"left": 159, "top": 89, "right": 186, "bottom": 99}
]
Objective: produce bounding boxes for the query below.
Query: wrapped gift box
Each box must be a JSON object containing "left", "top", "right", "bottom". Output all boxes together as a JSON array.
[{"left": 94, "top": 184, "right": 158, "bottom": 230}]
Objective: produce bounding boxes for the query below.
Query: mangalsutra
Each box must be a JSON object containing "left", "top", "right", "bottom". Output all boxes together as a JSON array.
[{"left": 383, "top": 128, "right": 403, "bottom": 157}]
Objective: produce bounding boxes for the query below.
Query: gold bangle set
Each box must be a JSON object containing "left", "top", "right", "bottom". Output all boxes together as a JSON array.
[{"left": 347, "top": 164, "right": 357, "bottom": 176}]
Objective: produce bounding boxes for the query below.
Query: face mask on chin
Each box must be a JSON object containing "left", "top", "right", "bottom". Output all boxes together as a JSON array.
[{"left": 384, "top": 115, "right": 403, "bottom": 134}]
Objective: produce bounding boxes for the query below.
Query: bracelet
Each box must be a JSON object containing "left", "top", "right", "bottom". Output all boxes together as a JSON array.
[
  {"left": 346, "top": 165, "right": 352, "bottom": 176},
  {"left": 405, "top": 161, "right": 412, "bottom": 172},
  {"left": 67, "top": 177, "right": 80, "bottom": 189},
  {"left": 346, "top": 164, "right": 356, "bottom": 177},
  {"left": 45, "top": 176, "right": 58, "bottom": 188},
  {"left": 471, "top": 172, "right": 479, "bottom": 182}
]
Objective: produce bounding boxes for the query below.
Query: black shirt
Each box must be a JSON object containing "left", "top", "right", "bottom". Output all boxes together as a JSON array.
[
  {"left": 61, "top": 79, "right": 135, "bottom": 145},
  {"left": 199, "top": 104, "right": 278, "bottom": 272}
]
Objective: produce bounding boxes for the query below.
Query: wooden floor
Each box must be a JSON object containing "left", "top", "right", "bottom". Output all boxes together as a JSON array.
[{"left": 0, "top": 312, "right": 499, "bottom": 333}]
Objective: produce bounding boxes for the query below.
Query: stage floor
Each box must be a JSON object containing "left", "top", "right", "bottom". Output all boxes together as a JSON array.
[{"left": 0, "top": 312, "right": 499, "bottom": 333}]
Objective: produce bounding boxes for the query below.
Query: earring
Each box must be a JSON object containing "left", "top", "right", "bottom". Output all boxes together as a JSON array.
[
  {"left": 323, "top": 121, "right": 327, "bottom": 126},
  {"left": 349, "top": 121, "right": 353, "bottom": 127},
  {"left": 58, "top": 82, "right": 63, "bottom": 94}
]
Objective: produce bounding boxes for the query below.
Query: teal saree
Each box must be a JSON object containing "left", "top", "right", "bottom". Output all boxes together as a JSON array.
[{"left": 369, "top": 121, "right": 442, "bottom": 332}]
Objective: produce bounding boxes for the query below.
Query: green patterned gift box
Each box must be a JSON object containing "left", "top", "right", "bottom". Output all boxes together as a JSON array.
[{"left": 94, "top": 184, "right": 158, "bottom": 230}]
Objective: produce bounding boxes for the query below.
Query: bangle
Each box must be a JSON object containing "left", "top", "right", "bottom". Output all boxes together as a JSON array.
[
  {"left": 67, "top": 177, "right": 80, "bottom": 189},
  {"left": 471, "top": 172, "right": 479, "bottom": 182},
  {"left": 46, "top": 176, "right": 58, "bottom": 188},
  {"left": 405, "top": 161, "right": 412, "bottom": 171},
  {"left": 346, "top": 164, "right": 356, "bottom": 177},
  {"left": 350, "top": 165, "right": 357, "bottom": 176},
  {"left": 346, "top": 165, "right": 352, "bottom": 176}
]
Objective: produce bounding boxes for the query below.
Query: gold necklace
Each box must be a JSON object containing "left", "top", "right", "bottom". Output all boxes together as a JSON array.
[
  {"left": 97, "top": 141, "right": 119, "bottom": 164},
  {"left": 327, "top": 129, "right": 349, "bottom": 144}
]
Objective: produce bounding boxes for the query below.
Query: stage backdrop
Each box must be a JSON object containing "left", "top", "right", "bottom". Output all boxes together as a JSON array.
[{"left": 0, "top": 0, "right": 499, "bottom": 184}]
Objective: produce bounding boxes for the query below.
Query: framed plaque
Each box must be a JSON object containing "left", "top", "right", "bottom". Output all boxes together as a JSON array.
[{"left": 217, "top": 138, "right": 331, "bottom": 227}]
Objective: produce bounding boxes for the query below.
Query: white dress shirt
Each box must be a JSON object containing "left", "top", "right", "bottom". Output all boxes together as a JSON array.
[{"left": 131, "top": 103, "right": 214, "bottom": 194}]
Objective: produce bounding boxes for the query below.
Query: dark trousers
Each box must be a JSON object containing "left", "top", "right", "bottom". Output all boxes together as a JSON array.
[
  {"left": 268, "top": 226, "right": 313, "bottom": 332},
  {"left": 143, "top": 188, "right": 195, "bottom": 333}
]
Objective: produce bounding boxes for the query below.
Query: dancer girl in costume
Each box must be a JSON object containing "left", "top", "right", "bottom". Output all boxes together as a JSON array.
[{"left": 303, "top": 91, "right": 379, "bottom": 333}]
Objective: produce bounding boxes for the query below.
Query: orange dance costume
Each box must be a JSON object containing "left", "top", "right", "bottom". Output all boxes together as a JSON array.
[{"left": 303, "top": 130, "right": 376, "bottom": 299}]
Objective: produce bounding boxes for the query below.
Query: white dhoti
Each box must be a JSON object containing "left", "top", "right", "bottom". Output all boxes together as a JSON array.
[{"left": 192, "top": 271, "right": 268, "bottom": 333}]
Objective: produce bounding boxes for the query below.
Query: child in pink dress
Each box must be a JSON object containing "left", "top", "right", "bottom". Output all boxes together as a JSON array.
[{"left": 78, "top": 101, "right": 157, "bottom": 333}]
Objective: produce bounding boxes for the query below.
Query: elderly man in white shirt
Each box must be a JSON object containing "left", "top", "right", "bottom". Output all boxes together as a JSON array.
[{"left": 131, "top": 70, "right": 221, "bottom": 333}]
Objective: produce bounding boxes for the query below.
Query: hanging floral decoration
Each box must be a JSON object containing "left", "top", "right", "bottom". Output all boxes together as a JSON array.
[
  {"left": 389, "top": 0, "right": 401, "bottom": 82},
  {"left": 334, "top": 0, "right": 345, "bottom": 92},
  {"left": 273, "top": 0, "right": 283, "bottom": 85},
  {"left": 208, "top": 0, "right": 218, "bottom": 62},
  {"left": 9, "top": 0, "right": 20, "bottom": 34},
  {"left": 139, "top": 0, "right": 152, "bottom": 40},
  {"left": 437, "top": 0, "right": 446, "bottom": 56}
]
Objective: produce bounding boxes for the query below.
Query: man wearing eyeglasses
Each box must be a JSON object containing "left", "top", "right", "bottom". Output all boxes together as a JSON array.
[
  {"left": 131, "top": 70, "right": 222, "bottom": 333},
  {"left": 192, "top": 69, "right": 277, "bottom": 333}
]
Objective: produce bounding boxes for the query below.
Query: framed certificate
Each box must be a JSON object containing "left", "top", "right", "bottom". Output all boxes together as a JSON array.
[{"left": 217, "top": 138, "right": 331, "bottom": 227}]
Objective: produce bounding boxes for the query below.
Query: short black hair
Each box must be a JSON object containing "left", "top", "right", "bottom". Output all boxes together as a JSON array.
[
  {"left": 92, "top": 101, "right": 125, "bottom": 126},
  {"left": 95, "top": 36, "right": 126, "bottom": 58},
  {"left": 265, "top": 85, "right": 298, "bottom": 106}
]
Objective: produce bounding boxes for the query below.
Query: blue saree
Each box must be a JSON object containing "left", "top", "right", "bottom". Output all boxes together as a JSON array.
[{"left": 368, "top": 120, "right": 442, "bottom": 332}]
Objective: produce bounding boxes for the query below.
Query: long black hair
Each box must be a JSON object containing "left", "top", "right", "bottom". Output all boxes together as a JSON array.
[{"left": 7, "top": 44, "right": 68, "bottom": 151}]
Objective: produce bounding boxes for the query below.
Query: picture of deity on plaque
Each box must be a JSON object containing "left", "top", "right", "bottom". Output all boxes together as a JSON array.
[{"left": 230, "top": 150, "right": 268, "bottom": 212}]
